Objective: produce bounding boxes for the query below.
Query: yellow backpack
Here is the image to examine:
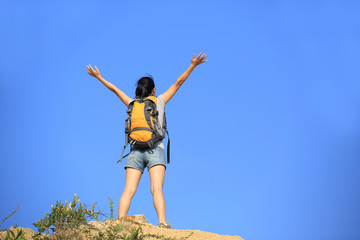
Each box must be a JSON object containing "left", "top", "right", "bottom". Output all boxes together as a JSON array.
[{"left": 117, "top": 96, "right": 170, "bottom": 163}]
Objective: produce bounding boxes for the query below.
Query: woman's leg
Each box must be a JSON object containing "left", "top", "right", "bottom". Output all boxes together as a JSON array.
[
  {"left": 118, "top": 167, "right": 142, "bottom": 219},
  {"left": 149, "top": 165, "right": 166, "bottom": 224}
]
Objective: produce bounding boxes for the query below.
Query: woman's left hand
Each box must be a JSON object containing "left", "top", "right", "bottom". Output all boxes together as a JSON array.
[{"left": 87, "top": 64, "right": 102, "bottom": 79}]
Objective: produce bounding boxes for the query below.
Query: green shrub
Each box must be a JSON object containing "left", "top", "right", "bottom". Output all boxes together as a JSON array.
[
  {"left": 32, "top": 194, "right": 102, "bottom": 239},
  {"left": 3, "top": 228, "right": 26, "bottom": 240},
  {"left": 107, "top": 196, "right": 114, "bottom": 220}
]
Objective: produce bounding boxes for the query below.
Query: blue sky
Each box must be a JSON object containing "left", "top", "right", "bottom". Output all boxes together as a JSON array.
[{"left": 1, "top": 1, "right": 360, "bottom": 240}]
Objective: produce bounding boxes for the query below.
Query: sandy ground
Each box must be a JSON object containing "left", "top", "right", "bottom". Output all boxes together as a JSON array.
[{"left": 0, "top": 215, "right": 244, "bottom": 240}]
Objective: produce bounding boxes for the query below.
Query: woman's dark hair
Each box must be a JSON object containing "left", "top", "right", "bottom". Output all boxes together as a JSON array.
[{"left": 135, "top": 75, "right": 155, "bottom": 99}]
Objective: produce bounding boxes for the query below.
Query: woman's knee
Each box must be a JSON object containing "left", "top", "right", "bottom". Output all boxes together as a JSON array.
[
  {"left": 122, "top": 187, "right": 137, "bottom": 198},
  {"left": 150, "top": 185, "right": 163, "bottom": 195}
]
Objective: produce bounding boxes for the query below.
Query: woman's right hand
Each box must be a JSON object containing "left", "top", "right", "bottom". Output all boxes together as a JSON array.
[
  {"left": 191, "top": 53, "right": 207, "bottom": 67},
  {"left": 87, "top": 64, "right": 102, "bottom": 79}
]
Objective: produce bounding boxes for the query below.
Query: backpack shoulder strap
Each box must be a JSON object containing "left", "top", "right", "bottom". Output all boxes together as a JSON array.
[{"left": 117, "top": 101, "right": 135, "bottom": 164}]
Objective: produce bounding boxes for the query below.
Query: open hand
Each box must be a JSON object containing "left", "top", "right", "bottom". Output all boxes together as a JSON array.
[
  {"left": 87, "top": 64, "right": 102, "bottom": 79},
  {"left": 191, "top": 53, "right": 207, "bottom": 67}
]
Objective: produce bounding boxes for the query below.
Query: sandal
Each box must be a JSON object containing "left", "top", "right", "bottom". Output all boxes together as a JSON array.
[{"left": 158, "top": 222, "right": 172, "bottom": 229}]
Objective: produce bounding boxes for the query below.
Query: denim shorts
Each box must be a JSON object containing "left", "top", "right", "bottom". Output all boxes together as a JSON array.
[{"left": 124, "top": 147, "right": 166, "bottom": 173}]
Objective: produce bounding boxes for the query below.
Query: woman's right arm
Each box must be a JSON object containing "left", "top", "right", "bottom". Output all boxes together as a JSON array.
[
  {"left": 87, "top": 64, "right": 131, "bottom": 106},
  {"left": 162, "top": 53, "right": 207, "bottom": 104}
]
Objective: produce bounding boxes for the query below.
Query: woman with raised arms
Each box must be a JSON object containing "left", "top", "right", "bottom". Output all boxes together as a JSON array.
[{"left": 86, "top": 53, "right": 207, "bottom": 228}]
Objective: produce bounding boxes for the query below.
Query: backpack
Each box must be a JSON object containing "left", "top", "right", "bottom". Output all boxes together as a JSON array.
[{"left": 117, "top": 96, "right": 170, "bottom": 164}]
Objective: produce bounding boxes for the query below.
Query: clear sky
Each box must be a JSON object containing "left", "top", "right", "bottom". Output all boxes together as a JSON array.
[{"left": 1, "top": 1, "right": 360, "bottom": 240}]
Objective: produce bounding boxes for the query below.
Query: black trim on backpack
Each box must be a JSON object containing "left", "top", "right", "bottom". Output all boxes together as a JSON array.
[{"left": 163, "top": 112, "right": 170, "bottom": 164}]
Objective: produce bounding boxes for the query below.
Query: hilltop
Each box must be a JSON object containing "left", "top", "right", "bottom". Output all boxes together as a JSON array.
[{"left": 0, "top": 215, "right": 243, "bottom": 240}]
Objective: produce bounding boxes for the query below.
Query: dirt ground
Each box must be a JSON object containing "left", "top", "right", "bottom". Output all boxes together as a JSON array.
[{"left": 0, "top": 214, "right": 244, "bottom": 240}]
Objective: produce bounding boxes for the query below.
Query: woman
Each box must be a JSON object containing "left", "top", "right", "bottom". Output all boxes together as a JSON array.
[{"left": 86, "top": 53, "right": 207, "bottom": 228}]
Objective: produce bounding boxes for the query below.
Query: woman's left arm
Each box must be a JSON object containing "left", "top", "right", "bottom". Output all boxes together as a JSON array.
[{"left": 87, "top": 64, "right": 131, "bottom": 106}]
